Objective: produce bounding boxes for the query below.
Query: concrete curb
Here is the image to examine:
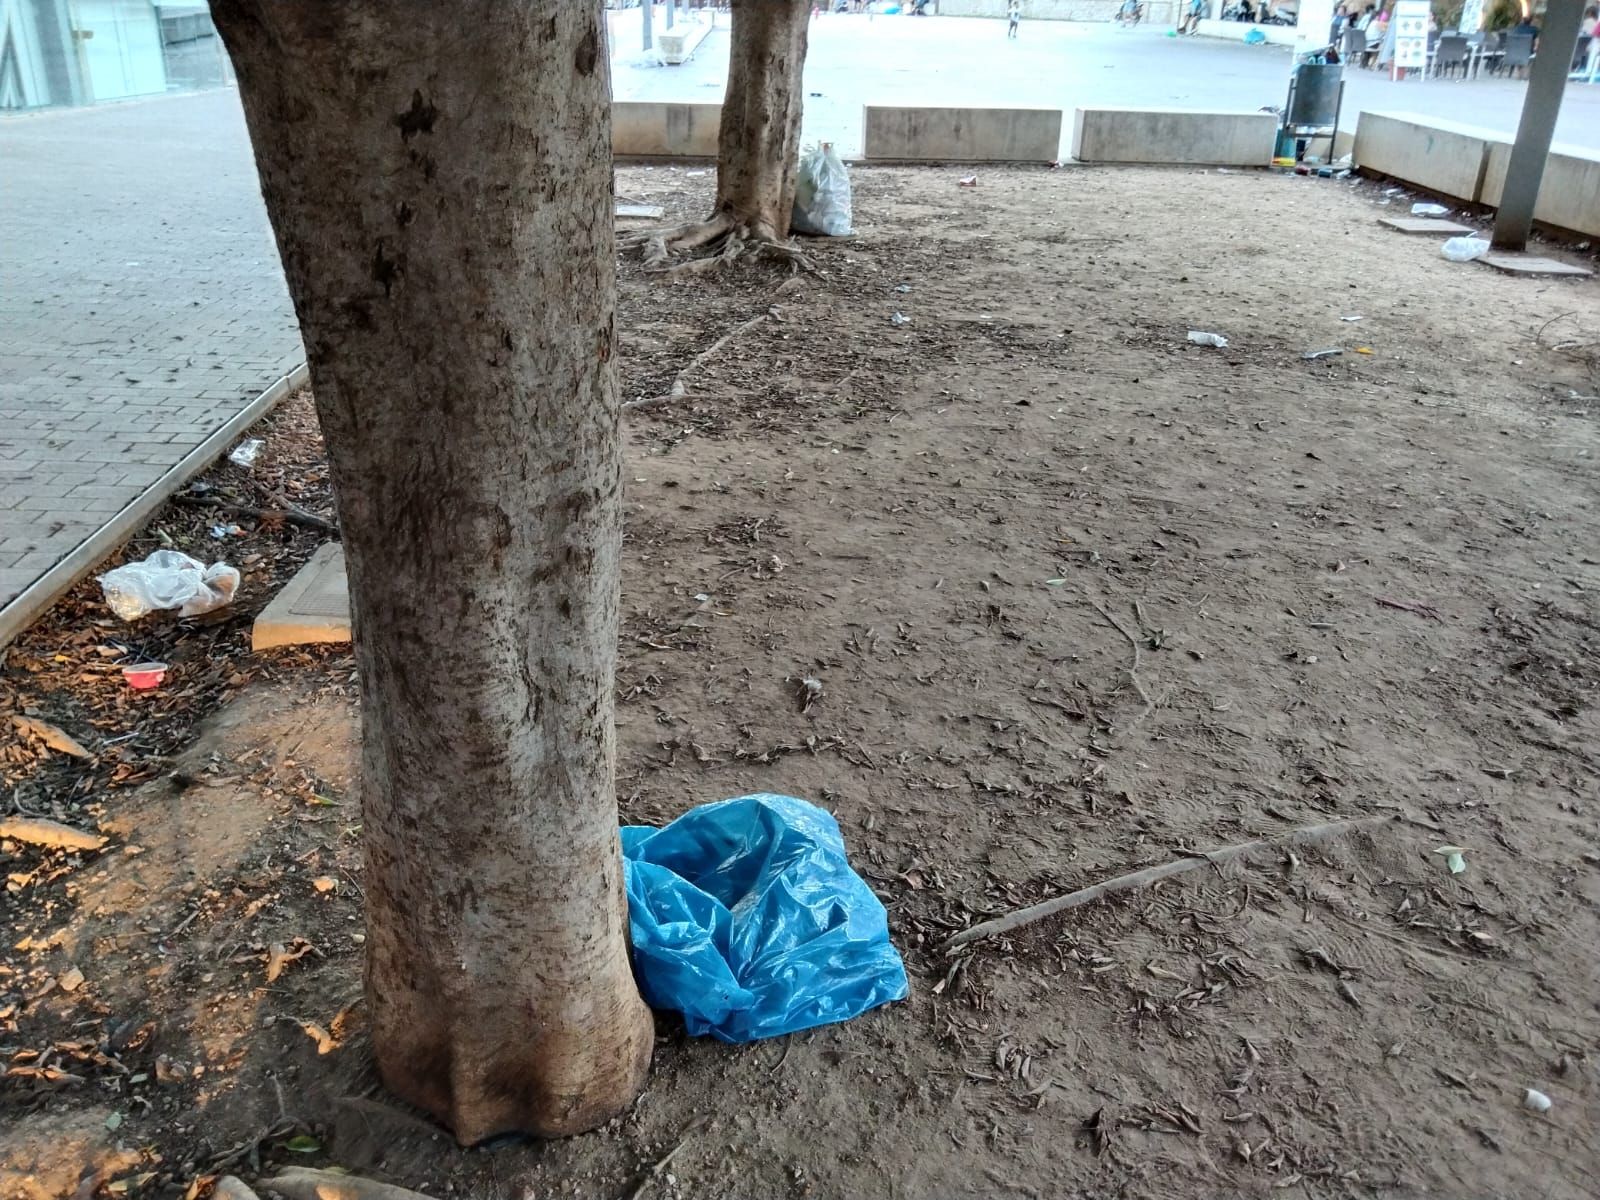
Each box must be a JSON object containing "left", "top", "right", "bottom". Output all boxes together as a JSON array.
[{"left": 0, "top": 361, "right": 311, "bottom": 649}]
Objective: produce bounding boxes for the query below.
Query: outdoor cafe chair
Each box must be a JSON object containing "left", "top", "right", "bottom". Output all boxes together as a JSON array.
[
  {"left": 1501, "top": 31, "right": 1534, "bottom": 78},
  {"left": 1433, "top": 33, "right": 1470, "bottom": 78}
]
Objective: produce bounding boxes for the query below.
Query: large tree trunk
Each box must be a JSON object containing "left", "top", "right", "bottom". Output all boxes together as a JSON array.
[
  {"left": 211, "top": 1, "right": 653, "bottom": 1144},
  {"left": 715, "top": 0, "right": 812, "bottom": 240}
]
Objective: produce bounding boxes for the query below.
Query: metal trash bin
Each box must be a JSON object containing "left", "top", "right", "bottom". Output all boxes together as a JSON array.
[{"left": 1281, "top": 61, "right": 1346, "bottom": 162}]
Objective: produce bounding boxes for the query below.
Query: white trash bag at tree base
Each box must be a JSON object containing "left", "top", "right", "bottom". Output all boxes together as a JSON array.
[
  {"left": 1441, "top": 236, "right": 1491, "bottom": 263},
  {"left": 791, "top": 143, "right": 853, "bottom": 237},
  {"left": 99, "top": 550, "right": 240, "bottom": 621}
]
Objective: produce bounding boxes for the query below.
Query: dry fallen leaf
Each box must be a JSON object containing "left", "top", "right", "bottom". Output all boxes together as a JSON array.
[
  {"left": 328, "top": 1000, "right": 362, "bottom": 1043},
  {"left": 0, "top": 816, "right": 106, "bottom": 852},
  {"left": 293, "top": 1018, "right": 336, "bottom": 1055},
  {"left": 11, "top": 715, "right": 92, "bottom": 758},
  {"left": 265, "top": 938, "right": 314, "bottom": 983}
]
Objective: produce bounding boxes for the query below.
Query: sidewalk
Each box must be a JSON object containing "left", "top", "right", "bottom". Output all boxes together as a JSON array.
[
  {"left": 0, "top": 89, "right": 304, "bottom": 644},
  {"left": 609, "top": 16, "right": 1600, "bottom": 156}
]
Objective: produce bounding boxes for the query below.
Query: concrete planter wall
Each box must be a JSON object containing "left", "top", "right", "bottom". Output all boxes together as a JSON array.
[
  {"left": 1352, "top": 110, "right": 1600, "bottom": 239},
  {"left": 1072, "top": 106, "right": 1278, "bottom": 165},
  {"left": 862, "top": 105, "right": 1064, "bottom": 162}
]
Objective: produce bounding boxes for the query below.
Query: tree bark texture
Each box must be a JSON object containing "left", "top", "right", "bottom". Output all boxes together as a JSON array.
[
  {"left": 715, "top": 0, "right": 812, "bottom": 240},
  {"left": 210, "top": 0, "right": 652, "bottom": 1143}
]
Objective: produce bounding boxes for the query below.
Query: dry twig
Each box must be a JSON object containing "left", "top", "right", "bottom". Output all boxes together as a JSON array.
[
  {"left": 940, "top": 814, "right": 1394, "bottom": 953},
  {"left": 623, "top": 313, "right": 768, "bottom": 412},
  {"left": 1087, "top": 598, "right": 1158, "bottom": 730},
  {"left": 623, "top": 1114, "right": 712, "bottom": 1200},
  {"left": 172, "top": 493, "right": 337, "bottom": 534}
]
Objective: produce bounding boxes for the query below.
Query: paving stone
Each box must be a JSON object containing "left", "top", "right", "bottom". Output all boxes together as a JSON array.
[
  {"left": 0, "top": 88, "right": 305, "bottom": 637},
  {"left": 1378, "top": 217, "right": 1479, "bottom": 235},
  {"left": 1477, "top": 253, "right": 1594, "bottom": 278},
  {"left": 252, "top": 543, "right": 351, "bottom": 650}
]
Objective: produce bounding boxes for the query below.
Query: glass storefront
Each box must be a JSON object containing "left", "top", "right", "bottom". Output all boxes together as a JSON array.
[{"left": 1, "top": 0, "right": 232, "bottom": 110}]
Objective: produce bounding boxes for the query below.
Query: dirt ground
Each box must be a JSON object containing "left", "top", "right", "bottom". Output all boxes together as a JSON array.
[{"left": 4, "top": 163, "right": 1600, "bottom": 1200}]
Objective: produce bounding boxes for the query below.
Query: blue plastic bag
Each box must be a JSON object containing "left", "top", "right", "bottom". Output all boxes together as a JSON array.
[{"left": 621, "top": 794, "right": 908, "bottom": 1043}]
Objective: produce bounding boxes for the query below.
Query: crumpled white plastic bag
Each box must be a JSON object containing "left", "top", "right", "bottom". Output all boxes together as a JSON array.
[
  {"left": 791, "top": 144, "right": 854, "bottom": 237},
  {"left": 1441, "top": 236, "right": 1490, "bottom": 263},
  {"left": 99, "top": 550, "right": 240, "bottom": 621}
]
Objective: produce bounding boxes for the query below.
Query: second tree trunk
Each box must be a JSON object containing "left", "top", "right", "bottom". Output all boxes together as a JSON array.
[{"left": 715, "top": 0, "right": 813, "bottom": 240}]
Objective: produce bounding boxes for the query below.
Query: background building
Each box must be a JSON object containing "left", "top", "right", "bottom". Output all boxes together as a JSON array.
[{"left": 1, "top": 0, "right": 227, "bottom": 110}]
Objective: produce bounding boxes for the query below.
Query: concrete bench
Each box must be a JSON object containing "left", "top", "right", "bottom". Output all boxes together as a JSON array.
[
  {"left": 1481, "top": 140, "right": 1600, "bottom": 239},
  {"left": 656, "top": 18, "right": 713, "bottom": 66},
  {"left": 1351, "top": 111, "right": 1508, "bottom": 204},
  {"left": 612, "top": 102, "right": 720, "bottom": 159},
  {"left": 862, "top": 105, "right": 1063, "bottom": 163},
  {"left": 1070, "top": 107, "right": 1278, "bottom": 167}
]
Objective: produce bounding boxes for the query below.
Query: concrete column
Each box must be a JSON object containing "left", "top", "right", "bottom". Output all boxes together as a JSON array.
[
  {"left": 1491, "top": 0, "right": 1585, "bottom": 250},
  {"left": 1295, "top": 0, "right": 1338, "bottom": 55}
]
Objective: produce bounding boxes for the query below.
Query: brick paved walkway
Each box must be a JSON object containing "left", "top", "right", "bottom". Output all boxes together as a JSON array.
[{"left": 0, "top": 89, "right": 304, "bottom": 643}]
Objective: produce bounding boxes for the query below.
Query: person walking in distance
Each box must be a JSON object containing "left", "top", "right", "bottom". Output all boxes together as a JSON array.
[{"left": 1008, "top": 1, "right": 1021, "bottom": 37}]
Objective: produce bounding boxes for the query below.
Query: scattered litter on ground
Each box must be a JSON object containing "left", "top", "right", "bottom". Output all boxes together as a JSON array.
[
  {"left": 1524, "top": 1088, "right": 1553, "bottom": 1112},
  {"left": 1342, "top": 313, "right": 1364, "bottom": 321},
  {"left": 1412, "top": 202, "right": 1450, "bottom": 216},
  {"left": 794, "top": 675, "right": 824, "bottom": 713},
  {"left": 1436, "top": 845, "right": 1469, "bottom": 874},
  {"left": 98, "top": 550, "right": 240, "bottom": 620},
  {"left": 1302, "top": 348, "right": 1343, "bottom": 360},
  {"left": 5, "top": 164, "right": 1599, "bottom": 1200},
  {"left": 891, "top": 311, "right": 911, "bottom": 326},
  {"left": 1188, "top": 331, "right": 1229, "bottom": 348},
  {"left": 1442, "top": 236, "right": 1491, "bottom": 262},
  {"left": 958, "top": 175, "right": 978, "bottom": 187},
  {"left": 121, "top": 661, "right": 168, "bottom": 690},
  {"left": 622, "top": 794, "right": 908, "bottom": 1042},
  {"left": 227, "top": 438, "right": 264, "bottom": 468}
]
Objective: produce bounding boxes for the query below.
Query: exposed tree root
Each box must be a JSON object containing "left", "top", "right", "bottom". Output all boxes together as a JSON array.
[
  {"left": 623, "top": 313, "right": 768, "bottom": 412},
  {"left": 939, "top": 814, "right": 1395, "bottom": 954},
  {"left": 621, "top": 212, "right": 813, "bottom": 276}
]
